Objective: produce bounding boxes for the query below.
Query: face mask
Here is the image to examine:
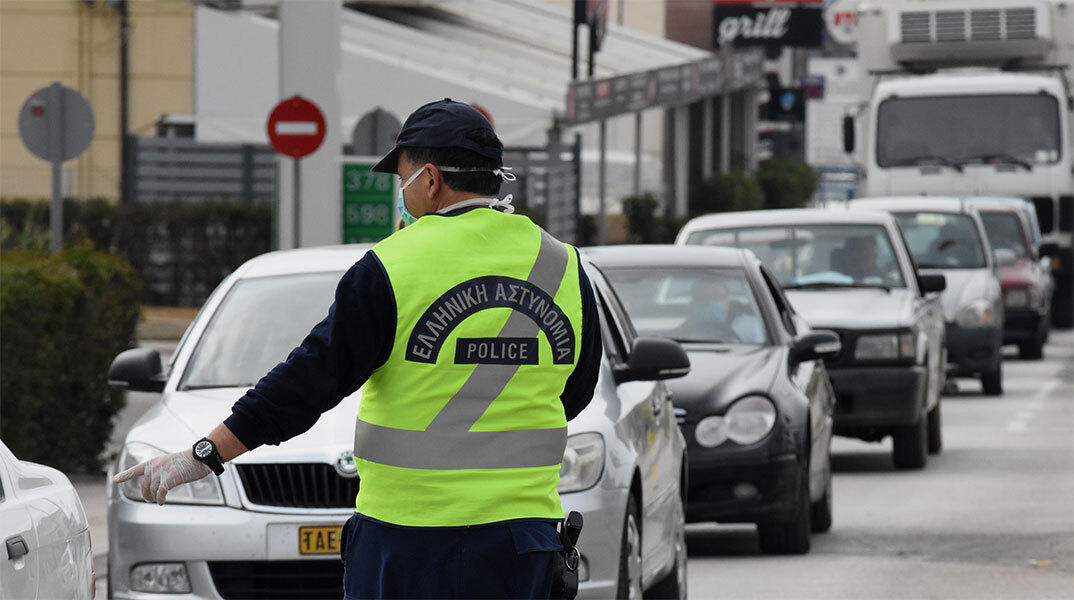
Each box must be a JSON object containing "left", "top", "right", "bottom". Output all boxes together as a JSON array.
[{"left": 397, "top": 166, "right": 425, "bottom": 227}]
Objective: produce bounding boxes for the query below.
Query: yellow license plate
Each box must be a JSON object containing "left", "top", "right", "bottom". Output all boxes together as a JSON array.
[{"left": 298, "top": 525, "right": 343, "bottom": 555}]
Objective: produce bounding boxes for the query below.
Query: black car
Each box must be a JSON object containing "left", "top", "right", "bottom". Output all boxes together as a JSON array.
[{"left": 585, "top": 245, "right": 841, "bottom": 555}]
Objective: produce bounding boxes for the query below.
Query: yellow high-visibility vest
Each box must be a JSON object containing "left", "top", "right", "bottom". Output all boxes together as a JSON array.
[{"left": 354, "top": 207, "right": 584, "bottom": 527}]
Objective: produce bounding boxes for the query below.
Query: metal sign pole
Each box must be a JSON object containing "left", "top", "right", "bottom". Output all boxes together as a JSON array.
[
  {"left": 293, "top": 158, "right": 302, "bottom": 248},
  {"left": 48, "top": 82, "right": 64, "bottom": 253},
  {"left": 598, "top": 119, "right": 607, "bottom": 245}
]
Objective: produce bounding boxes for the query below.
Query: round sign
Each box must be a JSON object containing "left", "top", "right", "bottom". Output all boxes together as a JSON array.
[
  {"left": 267, "top": 96, "right": 326, "bottom": 159},
  {"left": 825, "top": 0, "right": 860, "bottom": 46},
  {"left": 18, "top": 82, "right": 95, "bottom": 163}
]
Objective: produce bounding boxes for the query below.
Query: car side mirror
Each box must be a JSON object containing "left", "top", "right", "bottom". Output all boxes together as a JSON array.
[
  {"left": 792, "top": 330, "right": 842, "bottom": 363},
  {"left": 614, "top": 337, "right": 691, "bottom": 385},
  {"left": 1039, "top": 242, "right": 1060, "bottom": 258},
  {"left": 993, "top": 248, "right": 1017, "bottom": 268},
  {"left": 842, "top": 115, "right": 855, "bottom": 153},
  {"left": 108, "top": 348, "right": 166, "bottom": 393},
  {"left": 918, "top": 273, "right": 946, "bottom": 294}
]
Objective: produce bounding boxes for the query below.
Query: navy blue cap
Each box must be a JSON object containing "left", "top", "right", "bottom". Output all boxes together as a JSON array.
[{"left": 371, "top": 98, "right": 503, "bottom": 174}]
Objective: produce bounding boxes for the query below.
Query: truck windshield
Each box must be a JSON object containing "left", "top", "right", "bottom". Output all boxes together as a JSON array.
[
  {"left": 894, "top": 212, "right": 987, "bottom": 269},
  {"left": 876, "top": 94, "right": 1061, "bottom": 168},
  {"left": 686, "top": 224, "right": 907, "bottom": 290}
]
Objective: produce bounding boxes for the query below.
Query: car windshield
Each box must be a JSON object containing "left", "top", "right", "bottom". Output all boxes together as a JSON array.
[
  {"left": 602, "top": 267, "right": 769, "bottom": 345},
  {"left": 979, "top": 212, "right": 1031, "bottom": 259},
  {"left": 894, "top": 211, "right": 987, "bottom": 269},
  {"left": 876, "top": 94, "right": 1062, "bottom": 167},
  {"left": 181, "top": 272, "right": 341, "bottom": 390},
  {"left": 686, "top": 224, "right": 907, "bottom": 289}
]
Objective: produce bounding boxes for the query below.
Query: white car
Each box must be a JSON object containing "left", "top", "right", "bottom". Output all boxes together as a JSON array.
[
  {"left": 0, "top": 440, "right": 95, "bottom": 600},
  {"left": 106, "top": 244, "right": 689, "bottom": 599}
]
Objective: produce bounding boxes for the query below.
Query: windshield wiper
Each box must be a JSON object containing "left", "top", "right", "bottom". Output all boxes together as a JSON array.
[
  {"left": 181, "top": 383, "right": 255, "bottom": 391},
  {"left": 890, "top": 155, "right": 963, "bottom": 173},
  {"left": 784, "top": 281, "right": 891, "bottom": 292},
  {"left": 957, "top": 153, "right": 1032, "bottom": 171}
]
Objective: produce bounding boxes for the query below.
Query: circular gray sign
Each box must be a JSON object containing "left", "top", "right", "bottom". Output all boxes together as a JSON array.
[{"left": 18, "top": 82, "right": 95, "bottom": 163}]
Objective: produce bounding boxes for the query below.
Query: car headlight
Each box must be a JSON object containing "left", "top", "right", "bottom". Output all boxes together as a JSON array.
[
  {"left": 1004, "top": 288, "right": 1029, "bottom": 308},
  {"left": 117, "top": 442, "right": 224, "bottom": 505},
  {"left": 695, "top": 395, "right": 777, "bottom": 447},
  {"left": 558, "top": 433, "right": 604, "bottom": 493},
  {"left": 957, "top": 300, "right": 994, "bottom": 328},
  {"left": 130, "top": 563, "right": 192, "bottom": 593},
  {"left": 854, "top": 332, "right": 914, "bottom": 361}
]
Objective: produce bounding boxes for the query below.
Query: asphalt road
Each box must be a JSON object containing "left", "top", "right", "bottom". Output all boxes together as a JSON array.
[
  {"left": 85, "top": 332, "right": 1073, "bottom": 599},
  {"left": 685, "top": 329, "right": 1074, "bottom": 600}
]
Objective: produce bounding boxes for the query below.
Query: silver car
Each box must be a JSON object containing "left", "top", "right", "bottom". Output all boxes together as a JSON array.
[
  {"left": 106, "top": 244, "right": 689, "bottom": 600},
  {"left": 0, "top": 440, "right": 94, "bottom": 600},
  {"left": 850, "top": 197, "right": 1006, "bottom": 394}
]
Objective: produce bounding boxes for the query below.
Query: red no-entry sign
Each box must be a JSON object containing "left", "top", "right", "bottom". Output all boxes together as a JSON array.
[{"left": 267, "top": 96, "right": 326, "bottom": 159}]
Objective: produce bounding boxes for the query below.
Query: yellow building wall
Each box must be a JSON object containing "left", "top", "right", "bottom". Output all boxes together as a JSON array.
[{"left": 0, "top": 0, "right": 192, "bottom": 201}]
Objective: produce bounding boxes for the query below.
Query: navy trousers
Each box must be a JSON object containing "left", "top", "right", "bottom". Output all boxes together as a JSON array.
[{"left": 340, "top": 514, "right": 563, "bottom": 600}]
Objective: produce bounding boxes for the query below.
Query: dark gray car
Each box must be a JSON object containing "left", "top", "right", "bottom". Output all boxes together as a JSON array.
[
  {"left": 585, "top": 245, "right": 840, "bottom": 555},
  {"left": 677, "top": 209, "right": 947, "bottom": 470}
]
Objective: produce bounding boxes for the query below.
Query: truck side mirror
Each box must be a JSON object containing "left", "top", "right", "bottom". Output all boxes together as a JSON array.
[{"left": 842, "top": 115, "right": 855, "bottom": 153}]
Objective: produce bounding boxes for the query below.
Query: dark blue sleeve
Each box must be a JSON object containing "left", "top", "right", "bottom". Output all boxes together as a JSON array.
[
  {"left": 224, "top": 252, "right": 395, "bottom": 451},
  {"left": 560, "top": 251, "right": 602, "bottom": 421}
]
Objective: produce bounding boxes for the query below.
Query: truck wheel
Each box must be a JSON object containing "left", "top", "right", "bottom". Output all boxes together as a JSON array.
[
  {"left": 927, "top": 400, "right": 943, "bottom": 454},
  {"left": 892, "top": 417, "right": 927, "bottom": 470},
  {"left": 757, "top": 459, "right": 811, "bottom": 554},
  {"left": 981, "top": 364, "right": 1004, "bottom": 395},
  {"left": 1051, "top": 281, "right": 1073, "bottom": 329}
]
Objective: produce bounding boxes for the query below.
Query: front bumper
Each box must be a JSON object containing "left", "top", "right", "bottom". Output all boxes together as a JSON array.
[
  {"left": 945, "top": 323, "right": 1003, "bottom": 375},
  {"left": 1003, "top": 307, "right": 1046, "bottom": 344},
  {"left": 684, "top": 451, "right": 800, "bottom": 524},
  {"left": 828, "top": 365, "right": 927, "bottom": 432}
]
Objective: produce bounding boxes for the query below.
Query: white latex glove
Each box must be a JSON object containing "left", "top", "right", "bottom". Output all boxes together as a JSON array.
[{"left": 113, "top": 449, "right": 212, "bottom": 505}]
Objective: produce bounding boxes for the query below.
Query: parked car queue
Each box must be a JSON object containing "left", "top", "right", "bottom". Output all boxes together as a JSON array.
[{"left": 93, "top": 195, "right": 1056, "bottom": 599}]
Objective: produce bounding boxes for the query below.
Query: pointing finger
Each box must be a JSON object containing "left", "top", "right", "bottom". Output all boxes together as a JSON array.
[{"left": 113, "top": 461, "right": 146, "bottom": 484}]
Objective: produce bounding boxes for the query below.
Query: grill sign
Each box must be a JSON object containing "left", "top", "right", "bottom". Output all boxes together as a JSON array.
[{"left": 714, "top": 5, "right": 823, "bottom": 48}]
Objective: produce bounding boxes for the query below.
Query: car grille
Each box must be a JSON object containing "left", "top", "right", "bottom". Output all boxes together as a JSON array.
[
  {"left": 209, "top": 560, "right": 342, "bottom": 600},
  {"left": 236, "top": 463, "right": 358, "bottom": 509}
]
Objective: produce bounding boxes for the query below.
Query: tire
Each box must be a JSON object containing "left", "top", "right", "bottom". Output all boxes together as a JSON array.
[
  {"left": 892, "top": 416, "right": 927, "bottom": 470},
  {"left": 927, "top": 400, "right": 943, "bottom": 455},
  {"left": 617, "top": 494, "right": 643, "bottom": 600},
  {"left": 1019, "top": 335, "right": 1044, "bottom": 360},
  {"left": 1051, "top": 281, "right": 1073, "bottom": 329},
  {"left": 644, "top": 485, "right": 687, "bottom": 600},
  {"left": 981, "top": 363, "right": 1004, "bottom": 395},
  {"left": 757, "top": 458, "right": 811, "bottom": 555},
  {"left": 809, "top": 465, "right": 833, "bottom": 534}
]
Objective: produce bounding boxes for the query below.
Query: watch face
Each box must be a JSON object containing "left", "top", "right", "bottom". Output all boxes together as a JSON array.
[{"left": 194, "top": 440, "right": 213, "bottom": 459}]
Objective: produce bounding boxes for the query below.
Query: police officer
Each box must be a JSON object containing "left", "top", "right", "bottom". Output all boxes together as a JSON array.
[{"left": 113, "top": 98, "right": 602, "bottom": 599}]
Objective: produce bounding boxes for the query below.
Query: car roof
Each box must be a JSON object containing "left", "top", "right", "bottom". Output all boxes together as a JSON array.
[
  {"left": 235, "top": 244, "right": 375, "bottom": 279},
  {"left": 965, "top": 196, "right": 1034, "bottom": 213},
  {"left": 583, "top": 244, "right": 748, "bottom": 269},
  {"left": 681, "top": 208, "right": 895, "bottom": 234},
  {"left": 848, "top": 196, "right": 973, "bottom": 215}
]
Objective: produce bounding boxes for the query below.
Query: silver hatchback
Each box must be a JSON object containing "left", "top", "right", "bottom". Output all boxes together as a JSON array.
[{"left": 106, "top": 244, "right": 688, "bottom": 599}]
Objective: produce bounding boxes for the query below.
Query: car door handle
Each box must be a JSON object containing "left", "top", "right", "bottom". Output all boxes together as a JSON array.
[{"left": 6, "top": 535, "right": 28, "bottom": 560}]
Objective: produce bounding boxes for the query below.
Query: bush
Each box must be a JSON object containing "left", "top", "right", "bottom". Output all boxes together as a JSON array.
[
  {"left": 0, "top": 242, "right": 142, "bottom": 473},
  {"left": 690, "top": 173, "right": 764, "bottom": 217},
  {"left": 756, "top": 158, "right": 817, "bottom": 210},
  {"left": 0, "top": 198, "right": 272, "bottom": 306}
]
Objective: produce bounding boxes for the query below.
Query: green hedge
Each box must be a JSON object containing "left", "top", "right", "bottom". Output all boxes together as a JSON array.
[
  {"left": 0, "top": 243, "right": 142, "bottom": 473},
  {"left": 756, "top": 158, "right": 817, "bottom": 210},
  {"left": 0, "top": 198, "right": 272, "bottom": 306},
  {"left": 690, "top": 172, "right": 765, "bottom": 217}
]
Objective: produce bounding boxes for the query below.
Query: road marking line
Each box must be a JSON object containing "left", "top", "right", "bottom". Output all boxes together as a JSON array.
[{"left": 1008, "top": 379, "right": 1060, "bottom": 433}]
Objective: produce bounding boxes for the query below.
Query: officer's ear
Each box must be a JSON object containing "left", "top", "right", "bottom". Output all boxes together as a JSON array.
[{"left": 425, "top": 163, "right": 446, "bottom": 197}]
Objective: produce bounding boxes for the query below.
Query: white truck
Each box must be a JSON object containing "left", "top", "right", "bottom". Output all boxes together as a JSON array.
[{"left": 844, "top": 0, "right": 1074, "bottom": 327}]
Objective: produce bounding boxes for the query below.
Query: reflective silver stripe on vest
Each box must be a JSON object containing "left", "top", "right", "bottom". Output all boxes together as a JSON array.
[{"left": 354, "top": 229, "right": 571, "bottom": 470}]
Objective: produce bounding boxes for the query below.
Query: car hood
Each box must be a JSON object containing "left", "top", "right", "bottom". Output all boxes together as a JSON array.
[
  {"left": 665, "top": 345, "right": 783, "bottom": 420},
  {"left": 922, "top": 268, "right": 998, "bottom": 322},
  {"left": 786, "top": 288, "right": 914, "bottom": 330}
]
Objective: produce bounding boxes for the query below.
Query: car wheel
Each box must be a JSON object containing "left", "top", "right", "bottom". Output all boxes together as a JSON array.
[
  {"left": 809, "top": 463, "right": 833, "bottom": 534},
  {"left": 757, "top": 458, "right": 811, "bottom": 555},
  {"left": 617, "top": 494, "right": 643, "bottom": 600},
  {"left": 981, "top": 364, "right": 1003, "bottom": 395},
  {"left": 644, "top": 486, "right": 687, "bottom": 599},
  {"left": 892, "top": 416, "right": 927, "bottom": 469},
  {"left": 1019, "top": 335, "right": 1045, "bottom": 360},
  {"left": 927, "top": 399, "right": 943, "bottom": 455}
]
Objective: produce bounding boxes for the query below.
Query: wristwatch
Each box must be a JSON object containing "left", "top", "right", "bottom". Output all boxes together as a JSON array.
[{"left": 192, "top": 437, "right": 225, "bottom": 476}]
